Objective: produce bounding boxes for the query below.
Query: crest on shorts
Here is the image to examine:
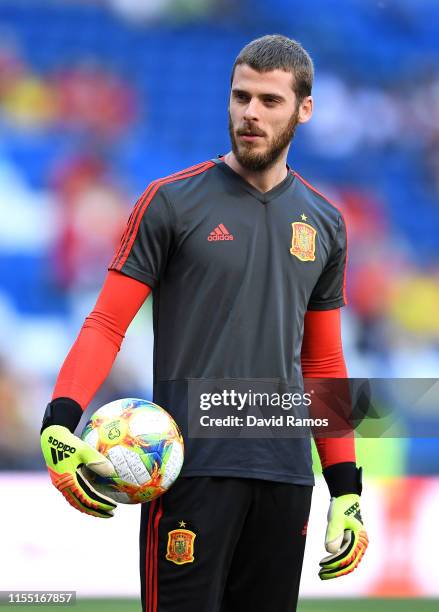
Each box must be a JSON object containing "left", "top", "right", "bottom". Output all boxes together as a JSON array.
[
  {"left": 290, "top": 222, "right": 316, "bottom": 262},
  {"left": 166, "top": 528, "right": 196, "bottom": 565}
]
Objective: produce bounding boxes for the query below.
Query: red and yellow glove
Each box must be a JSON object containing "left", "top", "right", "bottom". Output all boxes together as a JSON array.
[
  {"left": 41, "top": 424, "right": 117, "bottom": 518},
  {"left": 41, "top": 399, "right": 117, "bottom": 519},
  {"left": 319, "top": 493, "right": 368, "bottom": 579}
]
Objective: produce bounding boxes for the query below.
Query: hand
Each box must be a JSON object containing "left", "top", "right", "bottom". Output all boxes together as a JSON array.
[
  {"left": 319, "top": 493, "right": 368, "bottom": 580},
  {"left": 41, "top": 424, "right": 117, "bottom": 518}
]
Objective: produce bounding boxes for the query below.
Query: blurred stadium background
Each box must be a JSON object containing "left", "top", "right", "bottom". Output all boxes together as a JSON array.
[{"left": 0, "top": 0, "right": 438, "bottom": 609}]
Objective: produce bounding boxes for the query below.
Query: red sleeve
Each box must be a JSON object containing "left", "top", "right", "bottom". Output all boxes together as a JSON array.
[
  {"left": 301, "top": 309, "right": 355, "bottom": 469},
  {"left": 52, "top": 270, "right": 151, "bottom": 409}
]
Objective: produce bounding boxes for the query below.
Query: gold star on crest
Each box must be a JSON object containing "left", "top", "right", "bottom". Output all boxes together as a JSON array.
[
  {"left": 179, "top": 520, "right": 187, "bottom": 528},
  {"left": 300, "top": 213, "right": 308, "bottom": 221}
]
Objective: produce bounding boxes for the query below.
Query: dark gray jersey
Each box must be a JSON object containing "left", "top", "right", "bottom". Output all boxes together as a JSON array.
[{"left": 109, "top": 157, "right": 347, "bottom": 485}]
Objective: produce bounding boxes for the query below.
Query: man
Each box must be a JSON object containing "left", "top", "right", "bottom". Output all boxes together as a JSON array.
[{"left": 41, "top": 35, "right": 368, "bottom": 611}]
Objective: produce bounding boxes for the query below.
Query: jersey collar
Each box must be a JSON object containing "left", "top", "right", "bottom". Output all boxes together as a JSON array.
[{"left": 212, "top": 156, "right": 294, "bottom": 204}]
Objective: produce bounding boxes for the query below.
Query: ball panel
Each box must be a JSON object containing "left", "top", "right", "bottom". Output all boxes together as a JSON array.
[
  {"left": 120, "top": 446, "right": 152, "bottom": 486},
  {"left": 82, "top": 427, "right": 99, "bottom": 449},
  {"left": 161, "top": 442, "right": 184, "bottom": 489},
  {"left": 94, "top": 400, "right": 130, "bottom": 418},
  {"left": 107, "top": 446, "right": 139, "bottom": 486},
  {"left": 93, "top": 481, "right": 132, "bottom": 504},
  {"left": 129, "top": 408, "right": 172, "bottom": 438}
]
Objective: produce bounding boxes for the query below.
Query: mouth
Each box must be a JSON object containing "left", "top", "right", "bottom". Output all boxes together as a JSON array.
[{"left": 238, "top": 133, "right": 264, "bottom": 142}]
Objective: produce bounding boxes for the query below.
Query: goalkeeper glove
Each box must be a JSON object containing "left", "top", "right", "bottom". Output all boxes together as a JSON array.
[
  {"left": 41, "top": 398, "right": 117, "bottom": 519},
  {"left": 319, "top": 463, "right": 368, "bottom": 580}
]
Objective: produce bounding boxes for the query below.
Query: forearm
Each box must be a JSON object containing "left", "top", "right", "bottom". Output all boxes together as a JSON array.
[
  {"left": 301, "top": 309, "right": 357, "bottom": 490},
  {"left": 46, "top": 271, "right": 151, "bottom": 430},
  {"left": 305, "top": 350, "right": 355, "bottom": 472}
]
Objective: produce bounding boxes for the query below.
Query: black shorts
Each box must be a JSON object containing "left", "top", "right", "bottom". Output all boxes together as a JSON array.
[{"left": 139, "top": 477, "right": 313, "bottom": 612}]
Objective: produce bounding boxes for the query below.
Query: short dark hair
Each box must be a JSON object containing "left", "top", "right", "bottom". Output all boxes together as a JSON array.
[{"left": 231, "top": 34, "right": 314, "bottom": 101}]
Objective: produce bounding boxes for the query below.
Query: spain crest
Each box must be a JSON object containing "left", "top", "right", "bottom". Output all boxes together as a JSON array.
[
  {"left": 166, "top": 529, "right": 196, "bottom": 565},
  {"left": 290, "top": 222, "right": 316, "bottom": 262}
]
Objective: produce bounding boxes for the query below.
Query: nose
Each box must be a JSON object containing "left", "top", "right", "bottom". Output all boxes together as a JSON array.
[{"left": 243, "top": 97, "right": 260, "bottom": 122}]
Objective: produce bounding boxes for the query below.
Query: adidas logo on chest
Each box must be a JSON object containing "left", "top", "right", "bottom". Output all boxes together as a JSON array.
[{"left": 207, "top": 223, "right": 234, "bottom": 242}]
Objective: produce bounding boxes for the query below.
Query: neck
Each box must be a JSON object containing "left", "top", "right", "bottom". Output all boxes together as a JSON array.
[{"left": 223, "top": 150, "right": 289, "bottom": 193}]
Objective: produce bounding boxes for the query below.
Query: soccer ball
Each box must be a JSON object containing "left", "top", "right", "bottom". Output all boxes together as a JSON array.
[{"left": 81, "top": 398, "right": 184, "bottom": 504}]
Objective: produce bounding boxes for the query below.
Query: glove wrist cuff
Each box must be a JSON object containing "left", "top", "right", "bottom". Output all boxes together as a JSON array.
[
  {"left": 323, "top": 462, "right": 362, "bottom": 498},
  {"left": 41, "top": 397, "right": 83, "bottom": 434}
]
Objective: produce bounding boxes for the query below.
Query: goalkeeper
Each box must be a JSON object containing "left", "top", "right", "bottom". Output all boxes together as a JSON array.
[{"left": 41, "top": 34, "right": 368, "bottom": 611}]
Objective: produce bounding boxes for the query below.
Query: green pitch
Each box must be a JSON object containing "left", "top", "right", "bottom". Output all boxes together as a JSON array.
[
  {"left": 1, "top": 599, "right": 438, "bottom": 611},
  {"left": 83, "top": 599, "right": 437, "bottom": 611}
]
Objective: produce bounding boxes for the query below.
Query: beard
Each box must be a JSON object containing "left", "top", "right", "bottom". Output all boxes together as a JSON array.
[{"left": 228, "top": 109, "right": 299, "bottom": 172}]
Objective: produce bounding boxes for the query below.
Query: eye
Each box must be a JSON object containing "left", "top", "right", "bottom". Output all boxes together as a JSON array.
[{"left": 234, "top": 91, "right": 250, "bottom": 103}]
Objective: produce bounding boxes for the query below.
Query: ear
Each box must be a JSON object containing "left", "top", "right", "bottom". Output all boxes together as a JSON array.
[{"left": 297, "top": 96, "right": 313, "bottom": 124}]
